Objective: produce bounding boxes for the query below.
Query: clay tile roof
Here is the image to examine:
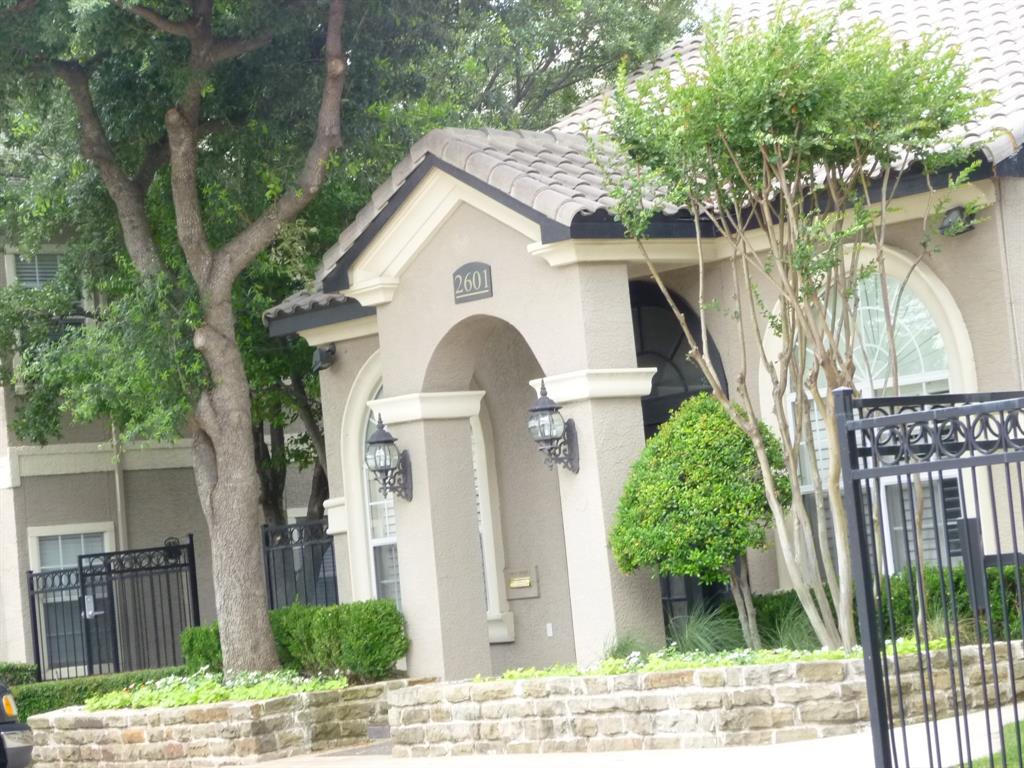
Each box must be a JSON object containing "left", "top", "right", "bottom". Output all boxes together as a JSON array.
[
  {"left": 268, "top": 0, "right": 1024, "bottom": 326},
  {"left": 262, "top": 288, "right": 351, "bottom": 322},
  {"left": 555, "top": 0, "right": 1024, "bottom": 160}
]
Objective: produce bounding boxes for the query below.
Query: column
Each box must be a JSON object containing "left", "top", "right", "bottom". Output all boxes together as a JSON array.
[
  {"left": 368, "top": 391, "right": 492, "bottom": 680},
  {"left": 532, "top": 369, "right": 665, "bottom": 668}
]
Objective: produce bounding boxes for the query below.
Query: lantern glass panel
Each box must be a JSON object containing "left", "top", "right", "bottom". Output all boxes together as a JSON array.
[
  {"left": 528, "top": 408, "right": 565, "bottom": 442},
  {"left": 366, "top": 441, "right": 398, "bottom": 472}
]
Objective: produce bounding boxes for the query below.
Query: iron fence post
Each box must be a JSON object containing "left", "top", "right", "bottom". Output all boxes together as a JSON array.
[
  {"left": 26, "top": 571, "right": 43, "bottom": 682},
  {"left": 78, "top": 555, "right": 95, "bottom": 677},
  {"left": 186, "top": 534, "right": 201, "bottom": 627},
  {"left": 835, "top": 387, "right": 893, "bottom": 768}
]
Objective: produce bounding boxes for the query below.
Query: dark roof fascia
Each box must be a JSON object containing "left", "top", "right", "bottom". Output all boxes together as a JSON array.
[
  {"left": 321, "top": 154, "right": 571, "bottom": 294},
  {"left": 568, "top": 152, "right": 997, "bottom": 240},
  {"left": 996, "top": 145, "right": 1024, "bottom": 177},
  {"left": 266, "top": 299, "right": 375, "bottom": 339}
]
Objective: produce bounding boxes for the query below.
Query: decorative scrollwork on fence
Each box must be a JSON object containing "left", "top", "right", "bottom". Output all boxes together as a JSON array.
[
  {"left": 80, "top": 543, "right": 194, "bottom": 574},
  {"left": 857, "top": 399, "right": 1024, "bottom": 467}
]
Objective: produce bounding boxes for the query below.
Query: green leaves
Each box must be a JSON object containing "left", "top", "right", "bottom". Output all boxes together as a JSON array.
[{"left": 610, "top": 393, "right": 788, "bottom": 585}]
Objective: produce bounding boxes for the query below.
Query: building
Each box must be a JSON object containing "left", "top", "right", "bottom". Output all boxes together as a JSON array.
[
  {"left": 265, "top": 0, "right": 1024, "bottom": 681},
  {"left": 0, "top": 249, "right": 316, "bottom": 673}
]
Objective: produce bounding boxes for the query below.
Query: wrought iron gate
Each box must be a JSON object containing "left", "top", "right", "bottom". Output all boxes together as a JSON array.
[
  {"left": 836, "top": 389, "right": 1024, "bottom": 768},
  {"left": 27, "top": 536, "right": 200, "bottom": 681},
  {"left": 262, "top": 519, "right": 338, "bottom": 610}
]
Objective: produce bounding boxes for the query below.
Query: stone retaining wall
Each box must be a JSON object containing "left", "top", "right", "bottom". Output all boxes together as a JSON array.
[
  {"left": 387, "top": 645, "right": 1024, "bottom": 757},
  {"left": 28, "top": 679, "right": 414, "bottom": 767}
]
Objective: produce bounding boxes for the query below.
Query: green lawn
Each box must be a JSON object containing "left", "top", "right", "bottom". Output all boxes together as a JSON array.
[{"left": 967, "top": 722, "right": 1024, "bottom": 768}]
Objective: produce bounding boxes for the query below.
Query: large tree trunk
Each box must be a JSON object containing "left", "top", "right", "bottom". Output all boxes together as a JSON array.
[
  {"left": 731, "top": 555, "right": 761, "bottom": 650},
  {"left": 191, "top": 301, "right": 279, "bottom": 673},
  {"left": 306, "top": 459, "right": 329, "bottom": 520},
  {"left": 254, "top": 421, "right": 287, "bottom": 527}
]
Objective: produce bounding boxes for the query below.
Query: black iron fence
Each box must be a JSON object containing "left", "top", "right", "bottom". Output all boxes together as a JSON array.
[
  {"left": 837, "top": 388, "right": 1024, "bottom": 768},
  {"left": 262, "top": 519, "right": 338, "bottom": 610},
  {"left": 27, "top": 536, "right": 200, "bottom": 681}
]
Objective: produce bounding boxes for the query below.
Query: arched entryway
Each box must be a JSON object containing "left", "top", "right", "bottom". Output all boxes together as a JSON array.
[{"left": 629, "top": 281, "right": 728, "bottom": 627}]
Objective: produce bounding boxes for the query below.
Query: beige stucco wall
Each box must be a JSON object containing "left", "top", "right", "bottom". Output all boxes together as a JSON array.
[
  {"left": 658, "top": 202, "right": 1021, "bottom": 593},
  {"left": 995, "top": 176, "right": 1024, "bottom": 390},
  {"left": 473, "top": 323, "right": 577, "bottom": 672}
]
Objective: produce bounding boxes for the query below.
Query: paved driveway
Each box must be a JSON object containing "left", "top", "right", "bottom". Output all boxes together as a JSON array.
[
  {"left": 262, "top": 704, "right": 1020, "bottom": 768},
  {"left": 260, "top": 728, "right": 877, "bottom": 768}
]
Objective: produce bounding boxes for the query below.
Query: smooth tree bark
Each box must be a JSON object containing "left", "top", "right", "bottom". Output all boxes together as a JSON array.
[
  {"left": 53, "top": 0, "right": 347, "bottom": 672},
  {"left": 730, "top": 555, "right": 760, "bottom": 650}
]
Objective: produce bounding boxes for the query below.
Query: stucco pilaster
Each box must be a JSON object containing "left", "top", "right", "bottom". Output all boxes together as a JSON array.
[
  {"left": 544, "top": 390, "right": 664, "bottom": 667},
  {"left": 384, "top": 414, "right": 492, "bottom": 680}
]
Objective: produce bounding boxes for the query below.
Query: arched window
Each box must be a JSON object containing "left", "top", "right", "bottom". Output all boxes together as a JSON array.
[
  {"left": 630, "top": 281, "right": 721, "bottom": 437},
  {"left": 854, "top": 274, "right": 949, "bottom": 395},
  {"left": 798, "top": 270, "right": 960, "bottom": 571},
  {"left": 363, "top": 388, "right": 400, "bottom": 605},
  {"left": 630, "top": 281, "right": 726, "bottom": 623}
]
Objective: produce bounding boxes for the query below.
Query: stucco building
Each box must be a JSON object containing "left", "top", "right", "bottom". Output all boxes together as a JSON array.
[{"left": 266, "top": 0, "right": 1024, "bottom": 681}]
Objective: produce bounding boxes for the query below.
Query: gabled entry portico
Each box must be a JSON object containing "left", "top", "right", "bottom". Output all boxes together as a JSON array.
[
  {"left": 266, "top": 128, "right": 711, "bottom": 680},
  {"left": 364, "top": 197, "right": 664, "bottom": 679}
]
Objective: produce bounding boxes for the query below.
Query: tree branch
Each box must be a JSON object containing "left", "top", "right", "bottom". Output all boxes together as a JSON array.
[
  {"left": 165, "top": 107, "right": 215, "bottom": 281},
  {"left": 214, "top": 0, "right": 347, "bottom": 287},
  {"left": 52, "top": 61, "right": 162, "bottom": 276},
  {"left": 110, "top": 0, "right": 197, "bottom": 38},
  {"left": 208, "top": 33, "right": 274, "bottom": 64}
]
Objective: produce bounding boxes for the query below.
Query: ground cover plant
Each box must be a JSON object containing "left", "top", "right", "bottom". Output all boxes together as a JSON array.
[
  {"left": 84, "top": 669, "right": 346, "bottom": 711},
  {"left": 490, "top": 636, "right": 949, "bottom": 682},
  {"left": 11, "top": 667, "right": 183, "bottom": 721}
]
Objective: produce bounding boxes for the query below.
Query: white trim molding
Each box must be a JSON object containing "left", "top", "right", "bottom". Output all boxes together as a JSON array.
[
  {"left": 323, "top": 496, "right": 348, "bottom": 536},
  {"left": 343, "top": 167, "right": 543, "bottom": 307},
  {"left": 368, "top": 391, "right": 485, "bottom": 425},
  {"left": 298, "top": 314, "right": 378, "bottom": 347},
  {"left": 1, "top": 440, "right": 194, "bottom": 489},
  {"left": 529, "top": 368, "right": 657, "bottom": 404}
]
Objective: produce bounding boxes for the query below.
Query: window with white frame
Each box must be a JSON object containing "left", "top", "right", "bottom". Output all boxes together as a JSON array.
[
  {"left": 363, "top": 392, "right": 401, "bottom": 605},
  {"left": 794, "top": 273, "right": 960, "bottom": 572},
  {"left": 361, "top": 391, "right": 506, "bottom": 631},
  {"left": 13, "top": 253, "right": 61, "bottom": 288},
  {"left": 28, "top": 524, "right": 113, "bottom": 674}
]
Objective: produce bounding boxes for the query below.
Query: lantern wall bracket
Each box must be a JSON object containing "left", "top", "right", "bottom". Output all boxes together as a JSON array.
[
  {"left": 373, "top": 450, "right": 413, "bottom": 501},
  {"left": 537, "top": 419, "right": 579, "bottom": 474}
]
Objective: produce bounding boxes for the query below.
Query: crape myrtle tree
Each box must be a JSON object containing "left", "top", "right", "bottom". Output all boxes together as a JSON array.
[
  {"left": 603, "top": 3, "right": 987, "bottom": 649},
  {"left": 0, "top": 0, "right": 694, "bottom": 671},
  {"left": 611, "top": 393, "right": 789, "bottom": 649}
]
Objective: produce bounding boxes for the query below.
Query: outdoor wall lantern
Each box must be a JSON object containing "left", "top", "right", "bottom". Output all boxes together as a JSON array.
[
  {"left": 527, "top": 381, "right": 579, "bottom": 474},
  {"left": 939, "top": 205, "right": 975, "bottom": 236},
  {"left": 365, "top": 415, "right": 413, "bottom": 500}
]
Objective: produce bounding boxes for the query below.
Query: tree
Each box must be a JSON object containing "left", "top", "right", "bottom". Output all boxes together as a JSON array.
[
  {"left": 0, "top": 0, "right": 694, "bottom": 671},
  {"left": 603, "top": 2, "right": 986, "bottom": 649},
  {"left": 611, "top": 393, "right": 789, "bottom": 649}
]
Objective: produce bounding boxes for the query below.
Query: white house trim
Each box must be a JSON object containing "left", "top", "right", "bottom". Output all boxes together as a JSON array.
[
  {"left": 343, "top": 168, "right": 543, "bottom": 307},
  {"left": 368, "top": 391, "right": 486, "bottom": 425},
  {"left": 298, "top": 314, "right": 378, "bottom": 347},
  {"left": 0, "top": 440, "right": 194, "bottom": 489},
  {"left": 323, "top": 496, "right": 348, "bottom": 536},
  {"left": 529, "top": 368, "right": 657, "bottom": 404},
  {"left": 340, "top": 351, "right": 383, "bottom": 601}
]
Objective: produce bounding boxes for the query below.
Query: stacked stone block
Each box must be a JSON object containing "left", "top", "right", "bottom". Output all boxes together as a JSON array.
[
  {"left": 388, "top": 646, "right": 1024, "bottom": 757},
  {"left": 28, "top": 679, "right": 412, "bottom": 767}
]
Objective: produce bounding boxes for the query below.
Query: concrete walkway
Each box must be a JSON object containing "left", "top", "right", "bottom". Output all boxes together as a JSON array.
[{"left": 262, "top": 703, "right": 1024, "bottom": 768}]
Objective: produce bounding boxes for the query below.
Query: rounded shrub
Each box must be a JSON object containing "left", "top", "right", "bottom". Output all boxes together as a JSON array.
[{"left": 611, "top": 392, "right": 789, "bottom": 648}]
